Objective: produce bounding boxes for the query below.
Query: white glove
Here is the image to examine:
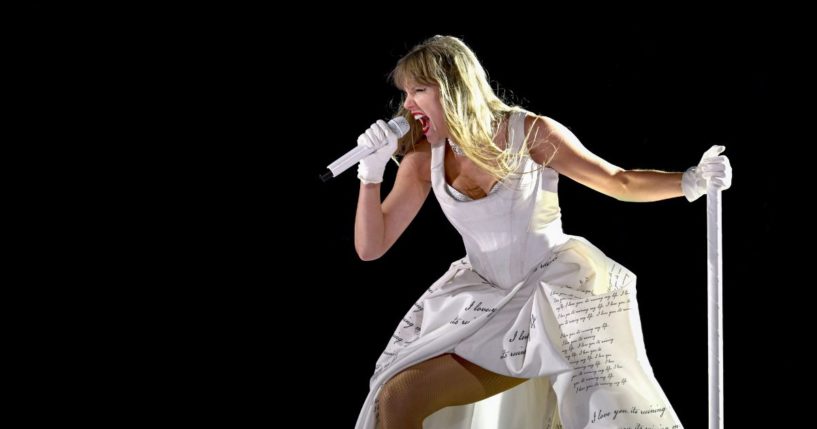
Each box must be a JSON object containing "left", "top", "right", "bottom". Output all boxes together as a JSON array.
[
  {"left": 357, "top": 120, "right": 398, "bottom": 184},
  {"left": 681, "top": 145, "right": 733, "bottom": 202}
]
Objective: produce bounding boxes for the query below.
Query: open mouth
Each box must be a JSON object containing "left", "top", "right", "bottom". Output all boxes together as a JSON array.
[{"left": 412, "top": 112, "right": 431, "bottom": 134}]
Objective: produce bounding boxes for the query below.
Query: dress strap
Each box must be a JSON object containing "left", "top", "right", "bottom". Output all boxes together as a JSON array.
[{"left": 507, "top": 111, "right": 528, "bottom": 154}]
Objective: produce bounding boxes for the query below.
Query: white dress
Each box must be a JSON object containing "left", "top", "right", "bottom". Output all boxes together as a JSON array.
[{"left": 355, "top": 111, "right": 684, "bottom": 429}]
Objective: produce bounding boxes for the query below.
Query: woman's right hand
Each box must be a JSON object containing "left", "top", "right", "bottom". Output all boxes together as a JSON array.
[{"left": 357, "top": 120, "right": 398, "bottom": 184}]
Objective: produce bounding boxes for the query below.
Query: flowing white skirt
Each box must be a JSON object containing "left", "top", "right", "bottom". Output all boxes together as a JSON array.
[{"left": 355, "top": 237, "right": 684, "bottom": 429}]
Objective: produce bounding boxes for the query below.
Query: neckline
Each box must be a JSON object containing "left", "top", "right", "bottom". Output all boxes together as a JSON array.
[
  {"left": 441, "top": 149, "right": 503, "bottom": 203},
  {"left": 438, "top": 113, "right": 516, "bottom": 204},
  {"left": 446, "top": 180, "right": 501, "bottom": 202}
]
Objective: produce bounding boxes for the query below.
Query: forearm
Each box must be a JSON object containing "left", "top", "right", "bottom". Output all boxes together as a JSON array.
[
  {"left": 614, "top": 170, "right": 684, "bottom": 202},
  {"left": 354, "top": 182, "right": 386, "bottom": 260}
]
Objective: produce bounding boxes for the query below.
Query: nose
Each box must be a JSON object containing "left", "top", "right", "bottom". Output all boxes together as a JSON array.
[{"left": 402, "top": 94, "right": 415, "bottom": 110}]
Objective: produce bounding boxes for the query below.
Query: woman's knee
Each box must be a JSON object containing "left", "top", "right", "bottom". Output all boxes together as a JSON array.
[
  {"left": 376, "top": 370, "right": 434, "bottom": 424},
  {"left": 378, "top": 371, "right": 422, "bottom": 408}
]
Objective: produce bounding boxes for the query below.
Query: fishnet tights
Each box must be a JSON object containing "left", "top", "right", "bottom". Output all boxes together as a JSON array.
[{"left": 374, "top": 353, "right": 527, "bottom": 429}]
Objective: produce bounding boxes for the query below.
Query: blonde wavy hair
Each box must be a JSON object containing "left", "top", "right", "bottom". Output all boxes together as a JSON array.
[{"left": 390, "top": 35, "right": 547, "bottom": 180}]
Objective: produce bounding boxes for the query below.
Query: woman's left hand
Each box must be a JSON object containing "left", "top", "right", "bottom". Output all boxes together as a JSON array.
[{"left": 682, "top": 145, "right": 733, "bottom": 202}]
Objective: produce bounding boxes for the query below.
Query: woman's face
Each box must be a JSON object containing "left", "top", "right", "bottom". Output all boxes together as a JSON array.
[{"left": 402, "top": 82, "right": 447, "bottom": 143}]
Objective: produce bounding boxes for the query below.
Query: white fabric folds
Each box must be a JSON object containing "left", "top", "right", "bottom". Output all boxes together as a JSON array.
[{"left": 355, "top": 112, "right": 684, "bottom": 429}]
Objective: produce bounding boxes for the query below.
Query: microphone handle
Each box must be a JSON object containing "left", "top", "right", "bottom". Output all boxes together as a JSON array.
[
  {"left": 320, "top": 117, "right": 408, "bottom": 182},
  {"left": 320, "top": 145, "right": 376, "bottom": 182},
  {"left": 328, "top": 145, "right": 373, "bottom": 173}
]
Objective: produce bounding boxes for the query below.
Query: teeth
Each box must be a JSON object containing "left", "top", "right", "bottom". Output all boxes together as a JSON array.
[{"left": 413, "top": 114, "right": 424, "bottom": 120}]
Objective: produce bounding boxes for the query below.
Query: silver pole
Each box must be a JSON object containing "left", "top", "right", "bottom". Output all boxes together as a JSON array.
[{"left": 707, "top": 187, "right": 724, "bottom": 429}]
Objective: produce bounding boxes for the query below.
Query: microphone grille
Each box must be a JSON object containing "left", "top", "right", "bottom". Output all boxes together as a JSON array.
[{"left": 387, "top": 116, "right": 410, "bottom": 137}]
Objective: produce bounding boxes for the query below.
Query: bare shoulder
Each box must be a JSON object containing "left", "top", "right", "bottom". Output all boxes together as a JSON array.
[
  {"left": 522, "top": 113, "right": 564, "bottom": 166},
  {"left": 523, "top": 113, "right": 558, "bottom": 129},
  {"left": 522, "top": 114, "right": 622, "bottom": 187},
  {"left": 399, "top": 138, "right": 432, "bottom": 183}
]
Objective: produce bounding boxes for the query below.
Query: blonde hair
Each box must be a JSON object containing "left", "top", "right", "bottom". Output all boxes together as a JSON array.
[{"left": 390, "top": 35, "right": 544, "bottom": 180}]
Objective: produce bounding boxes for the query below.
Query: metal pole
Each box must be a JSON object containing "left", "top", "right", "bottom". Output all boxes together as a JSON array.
[{"left": 707, "top": 187, "right": 724, "bottom": 429}]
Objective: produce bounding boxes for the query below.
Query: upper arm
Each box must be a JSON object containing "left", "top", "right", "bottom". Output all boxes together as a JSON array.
[
  {"left": 380, "top": 141, "right": 432, "bottom": 253},
  {"left": 526, "top": 115, "right": 625, "bottom": 198}
]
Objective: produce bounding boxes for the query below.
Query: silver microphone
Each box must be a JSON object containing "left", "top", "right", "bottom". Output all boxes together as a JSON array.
[{"left": 320, "top": 117, "right": 410, "bottom": 182}]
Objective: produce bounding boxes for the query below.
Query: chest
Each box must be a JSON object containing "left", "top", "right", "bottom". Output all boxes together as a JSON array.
[
  {"left": 440, "top": 117, "right": 513, "bottom": 200},
  {"left": 443, "top": 145, "right": 500, "bottom": 200}
]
